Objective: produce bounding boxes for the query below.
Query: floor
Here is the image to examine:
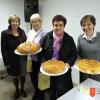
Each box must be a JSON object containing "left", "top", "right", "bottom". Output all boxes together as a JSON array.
[
  {"left": 0, "top": 70, "right": 77, "bottom": 100},
  {"left": 0, "top": 72, "right": 35, "bottom": 100}
]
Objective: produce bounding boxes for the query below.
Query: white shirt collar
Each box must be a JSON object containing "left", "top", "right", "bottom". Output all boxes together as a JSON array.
[
  {"left": 34, "top": 28, "right": 42, "bottom": 34},
  {"left": 82, "top": 31, "right": 97, "bottom": 40}
]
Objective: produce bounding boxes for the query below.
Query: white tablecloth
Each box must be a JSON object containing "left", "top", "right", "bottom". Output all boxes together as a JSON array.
[{"left": 58, "top": 78, "right": 100, "bottom": 100}]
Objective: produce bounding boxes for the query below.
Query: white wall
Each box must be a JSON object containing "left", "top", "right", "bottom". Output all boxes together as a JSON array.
[{"left": 39, "top": 0, "right": 100, "bottom": 84}]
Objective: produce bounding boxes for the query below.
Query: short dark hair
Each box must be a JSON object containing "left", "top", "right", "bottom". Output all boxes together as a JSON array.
[
  {"left": 52, "top": 15, "right": 67, "bottom": 26},
  {"left": 80, "top": 15, "right": 96, "bottom": 26},
  {"left": 8, "top": 15, "right": 20, "bottom": 25}
]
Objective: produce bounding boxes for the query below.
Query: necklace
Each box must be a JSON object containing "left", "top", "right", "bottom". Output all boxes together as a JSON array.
[{"left": 12, "top": 31, "right": 19, "bottom": 36}]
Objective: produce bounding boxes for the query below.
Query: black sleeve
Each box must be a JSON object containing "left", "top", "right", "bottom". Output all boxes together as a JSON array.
[
  {"left": 19, "top": 28, "right": 27, "bottom": 42},
  {"left": 39, "top": 35, "right": 47, "bottom": 63},
  {"left": 66, "top": 38, "right": 78, "bottom": 67},
  {"left": 22, "top": 30, "right": 27, "bottom": 41},
  {"left": 77, "top": 37, "right": 81, "bottom": 59},
  {"left": 1, "top": 31, "right": 10, "bottom": 66}
]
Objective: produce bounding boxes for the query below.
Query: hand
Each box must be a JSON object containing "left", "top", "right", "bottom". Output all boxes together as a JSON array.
[
  {"left": 25, "top": 41, "right": 32, "bottom": 45},
  {"left": 65, "top": 63, "right": 70, "bottom": 69}
]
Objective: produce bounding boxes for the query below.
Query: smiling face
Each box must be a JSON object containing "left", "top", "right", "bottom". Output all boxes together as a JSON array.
[
  {"left": 9, "top": 16, "right": 20, "bottom": 30},
  {"left": 31, "top": 18, "right": 41, "bottom": 31},
  {"left": 81, "top": 20, "right": 95, "bottom": 36},
  {"left": 53, "top": 21, "right": 65, "bottom": 36}
]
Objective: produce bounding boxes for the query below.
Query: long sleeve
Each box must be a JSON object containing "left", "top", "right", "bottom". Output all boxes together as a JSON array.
[
  {"left": 1, "top": 31, "right": 10, "bottom": 66},
  {"left": 77, "top": 37, "right": 80, "bottom": 52},
  {"left": 21, "top": 30, "right": 27, "bottom": 41},
  {"left": 77, "top": 36, "right": 81, "bottom": 59},
  {"left": 33, "top": 30, "right": 46, "bottom": 44},
  {"left": 66, "top": 38, "right": 77, "bottom": 67},
  {"left": 39, "top": 34, "right": 47, "bottom": 63}
]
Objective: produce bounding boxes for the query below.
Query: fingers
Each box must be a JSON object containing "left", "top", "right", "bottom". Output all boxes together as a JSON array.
[{"left": 65, "top": 63, "right": 70, "bottom": 69}]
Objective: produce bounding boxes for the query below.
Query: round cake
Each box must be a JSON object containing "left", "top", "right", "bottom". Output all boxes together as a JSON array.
[
  {"left": 76, "top": 59, "right": 100, "bottom": 74},
  {"left": 17, "top": 42, "right": 41, "bottom": 54},
  {"left": 42, "top": 59, "right": 65, "bottom": 74}
]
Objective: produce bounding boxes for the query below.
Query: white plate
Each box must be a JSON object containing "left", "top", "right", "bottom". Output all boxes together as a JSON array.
[
  {"left": 73, "top": 64, "right": 100, "bottom": 75},
  {"left": 14, "top": 48, "right": 42, "bottom": 55},
  {"left": 40, "top": 65, "right": 68, "bottom": 76}
]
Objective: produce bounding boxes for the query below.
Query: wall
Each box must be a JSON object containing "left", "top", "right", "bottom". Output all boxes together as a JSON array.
[{"left": 39, "top": 0, "right": 100, "bottom": 84}]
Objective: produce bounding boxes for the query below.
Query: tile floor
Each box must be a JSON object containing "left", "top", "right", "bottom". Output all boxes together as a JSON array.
[
  {"left": 0, "top": 74, "right": 34, "bottom": 100},
  {"left": 0, "top": 71, "right": 77, "bottom": 100}
]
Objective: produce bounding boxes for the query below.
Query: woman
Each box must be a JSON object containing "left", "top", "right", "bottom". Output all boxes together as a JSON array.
[
  {"left": 1, "top": 15, "right": 27, "bottom": 99},
  {"left": 41, "top": 15, "right": 77, "bottom": 100},
  {"left": 77, "top": 15, "right": 100, "bottom": 82},
  {"left": 26, "top": 13, "right": 46, "bottom": 100}
]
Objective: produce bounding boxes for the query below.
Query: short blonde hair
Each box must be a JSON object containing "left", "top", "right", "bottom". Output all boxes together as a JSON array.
[
  {"left": 30, "top": 13, "right": 41, "bottom": 22},
  {"left": 8, "top": 15, "right": 20, "bottom": 25}
]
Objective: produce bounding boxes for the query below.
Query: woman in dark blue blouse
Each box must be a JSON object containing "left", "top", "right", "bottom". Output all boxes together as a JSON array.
[{"left": 1, "top": 15, "right": 27, "bottom": 99}]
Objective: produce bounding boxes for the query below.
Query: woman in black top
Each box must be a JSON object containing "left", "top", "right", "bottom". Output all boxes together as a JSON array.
[
  {"left": 41, "top": 15, "right": 77, "bottom": 100},
  {"left": 1, "top": 15, "right": 27, "bottom": 99}
]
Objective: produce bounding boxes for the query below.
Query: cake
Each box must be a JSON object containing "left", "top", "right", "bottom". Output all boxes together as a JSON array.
[
  {"left": 76, "top": 59, "right": 100, "bottom": 74},
  {"left": 42, "top": 59, "right": 65, "bottom": 74},
  {"left": 17, "top": 42, "right": 41, "bottom": 54}
]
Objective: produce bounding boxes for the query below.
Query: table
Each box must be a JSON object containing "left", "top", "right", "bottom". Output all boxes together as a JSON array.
[{"left": 57, "top": 78, "right": 100, "bottom": 100}]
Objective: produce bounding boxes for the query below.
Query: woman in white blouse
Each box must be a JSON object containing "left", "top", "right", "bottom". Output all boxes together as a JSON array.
[{"left": 26, "top": 13, "right": 46, "bottom": 100}]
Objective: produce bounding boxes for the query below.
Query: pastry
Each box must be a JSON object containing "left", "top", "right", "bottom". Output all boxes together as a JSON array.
[
  {"left": 76, "top": 59, "right": 100, "bottom": 74},
  {"left": 17, "top": 42, "right": 41, "bottom": 54},
  {"left": 42, "top": 59, "right": 65, "bottom": 74}
]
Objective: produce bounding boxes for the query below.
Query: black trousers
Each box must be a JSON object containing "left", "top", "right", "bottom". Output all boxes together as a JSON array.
[
  {"left": 30, "top": 61, "right": 44, "bottom": 100},
  {"left": 50, "top": 70, "right": 73, "bottom": 100}
]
